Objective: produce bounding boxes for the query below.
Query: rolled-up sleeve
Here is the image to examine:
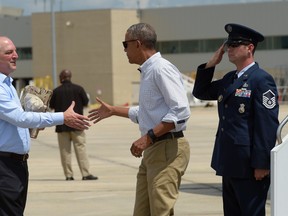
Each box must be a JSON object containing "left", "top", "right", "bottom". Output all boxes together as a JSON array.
[
  {"left": 156, "top": 66, "right": 190, "bottom": 131},
  {"left": 162, "top": 106, "right": 190, "bottom": 131},
  {"left": 128, "top": 106, "right": 139, "bottom": 124}
]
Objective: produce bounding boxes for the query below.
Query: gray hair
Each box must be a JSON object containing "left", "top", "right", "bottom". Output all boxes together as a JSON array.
[{"left": 126, "top": 23, "right": 157, "bottom": 49}]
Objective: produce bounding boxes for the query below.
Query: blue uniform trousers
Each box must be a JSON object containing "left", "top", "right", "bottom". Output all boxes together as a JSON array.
[{"left": 222, "top": 175, "right": 270, "bottom": 216}]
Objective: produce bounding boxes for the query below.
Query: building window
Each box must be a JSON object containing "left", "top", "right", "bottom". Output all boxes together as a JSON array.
[
  {"left": 159, "top": 41, "right": 179, "bottom": 53},
  {"left": 181, "top": 40, "right": 200, "bottom": 53},
  {"left": 157, "top": 36, "right": 288, "bottom": 54},
  {"left": 203, "top": 39, "right": 224, "bottom": 52},
  {"left": 281, "top": 36, "right": 288, "bottom": 49},
  {"left": 17, "top": 47, "right": 32, "bottom": 60}
]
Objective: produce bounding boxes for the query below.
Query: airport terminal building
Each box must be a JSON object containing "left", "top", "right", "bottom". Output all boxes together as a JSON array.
[{"left": 1, "top": 1, "right": 288, "bottom": 105}]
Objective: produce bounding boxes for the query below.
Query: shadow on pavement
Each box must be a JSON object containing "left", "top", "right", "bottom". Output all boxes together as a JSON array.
[{"left": 180, "top": 182, "right": 222, "bottom": 197}]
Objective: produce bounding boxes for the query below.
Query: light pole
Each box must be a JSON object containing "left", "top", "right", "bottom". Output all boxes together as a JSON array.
[{"left": 51, "top": 0, "right": 57, "bottom": 88}]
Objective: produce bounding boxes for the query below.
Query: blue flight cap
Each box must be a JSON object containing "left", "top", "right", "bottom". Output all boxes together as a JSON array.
[{"left": 225, "top": 23, "right": 264, "bottom": 45}]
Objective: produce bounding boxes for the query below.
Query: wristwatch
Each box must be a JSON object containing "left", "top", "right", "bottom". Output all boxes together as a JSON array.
[{"left": 147, "top": 129, "right": 157, "bottom": 144}]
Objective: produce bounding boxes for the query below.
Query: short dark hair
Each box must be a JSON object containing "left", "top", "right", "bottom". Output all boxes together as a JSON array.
[
  {"left": 126, "top": 23, "right": 157, "bottom": 49},
  {"left": 59, "top": 69, "right": 72, "bottom": 83}
]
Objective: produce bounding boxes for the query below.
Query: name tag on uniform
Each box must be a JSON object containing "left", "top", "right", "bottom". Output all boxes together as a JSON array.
[{"left": 235, "top": 88, "right": 251, "bottom": 98}]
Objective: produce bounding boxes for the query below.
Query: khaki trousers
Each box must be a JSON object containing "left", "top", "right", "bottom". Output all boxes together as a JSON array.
[
  {"left": 57, "top": 131, "right": 90, "bottom": 178},
  {"left": 133, "top": 137, "right": 190, "bottom": 216}
]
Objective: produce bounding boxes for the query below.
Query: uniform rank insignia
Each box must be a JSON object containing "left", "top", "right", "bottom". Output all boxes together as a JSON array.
[{"left": 262, "top": 90, "right": 276, "bottom": 109}]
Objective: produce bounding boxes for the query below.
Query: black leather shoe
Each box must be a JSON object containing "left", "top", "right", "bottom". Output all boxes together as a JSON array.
[
  {"left": 66, "top": 177, "right": 74, "bottom": 181},
  {"left": 82, "top": 175, "right": 98, "bottom": 180}
]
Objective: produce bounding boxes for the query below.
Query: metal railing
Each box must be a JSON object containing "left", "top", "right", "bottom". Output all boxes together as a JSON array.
[{"left": 276, "top": 115, "right": 288, "bottom": 144}]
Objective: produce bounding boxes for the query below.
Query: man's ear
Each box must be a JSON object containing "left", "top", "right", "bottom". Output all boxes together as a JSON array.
[{"left": 136, "top": 40, "right": 142, "bottom": 48}]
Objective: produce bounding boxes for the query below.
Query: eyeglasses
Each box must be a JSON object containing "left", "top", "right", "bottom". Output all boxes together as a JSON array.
[{"left": 122, "top": 39, "right": 138, "bottom": 49}]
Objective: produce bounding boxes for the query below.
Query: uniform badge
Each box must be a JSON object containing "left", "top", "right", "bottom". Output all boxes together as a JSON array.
[
  {"left": 226, "top": 24, "right": 232, "bottom": 33},
  {"left": 238, "top": 104, "right": 245, "bottom": 113},
  {"left": 218, "top": 95, "right": 223, "bottom": 102},
  {"left": 263, "top": 90, "right": 276, "bottom": 109},
  {"left": 235, "top": 89, "right": 251, "bottom": 98}
]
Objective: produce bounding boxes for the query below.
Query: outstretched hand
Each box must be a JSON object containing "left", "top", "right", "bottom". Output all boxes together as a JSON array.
[
  {"left": 88, "top": 97, "right": 114, "bottom": 124},
  {"left": 64, "top": 101, "right": 90, "bottom": 130}
]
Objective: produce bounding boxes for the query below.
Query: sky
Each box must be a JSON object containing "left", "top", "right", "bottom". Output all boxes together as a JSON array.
[{"left": 0, "top": 0, "right": 276, "bottom": 16}]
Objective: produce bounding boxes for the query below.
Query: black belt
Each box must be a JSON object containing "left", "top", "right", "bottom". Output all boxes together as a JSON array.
[
  {"left": 0, "top": 151, "right": 29, "bottom": 161},
  {"left": 155, "top": 131, "right": 184, "bottom": 142}
]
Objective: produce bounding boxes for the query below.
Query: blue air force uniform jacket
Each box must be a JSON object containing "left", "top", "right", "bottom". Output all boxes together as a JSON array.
[{"left": 192, "top": 63, "right": 279, "bottom": 178}]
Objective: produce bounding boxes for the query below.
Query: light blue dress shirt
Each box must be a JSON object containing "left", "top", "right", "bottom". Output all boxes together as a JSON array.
[
  {"left": 128, "top": 52, "right": 190, "bottom": 136},
  {"left": 236, "top": 62, "right": 255, "bottom": 78},
  {"left": 0, "top": 73, "right": 64, "bottom": 154}
]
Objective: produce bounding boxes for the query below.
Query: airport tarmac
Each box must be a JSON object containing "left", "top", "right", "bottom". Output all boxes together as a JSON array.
[{"left": 24, "top": 104, "right": 288, "bottom": 216}]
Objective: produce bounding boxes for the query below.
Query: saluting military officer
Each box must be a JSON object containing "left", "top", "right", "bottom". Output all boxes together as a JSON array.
[{"left": 192, "top": 23, "right": 279, "bottom": 216}]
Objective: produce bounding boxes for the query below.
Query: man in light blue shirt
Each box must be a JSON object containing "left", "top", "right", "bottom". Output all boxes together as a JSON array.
[
  {"left": 89, "top": 23, "right": 190, "bottom": 216},
  {"left": 0, "top": 36, "right": 90, "bottom": 215}
]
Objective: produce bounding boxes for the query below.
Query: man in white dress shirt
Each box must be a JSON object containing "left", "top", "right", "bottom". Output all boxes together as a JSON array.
[{"left": 88, "top": 23, "right": 190, "bottom": 216}]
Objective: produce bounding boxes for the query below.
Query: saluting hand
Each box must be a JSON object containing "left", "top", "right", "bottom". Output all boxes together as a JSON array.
[{"left": 205, "top": 43, "right": 226, "bottom": 69}]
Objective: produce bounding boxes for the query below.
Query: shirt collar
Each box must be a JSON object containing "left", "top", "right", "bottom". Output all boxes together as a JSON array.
[
  {"left": 0, "top": 73, "right": 13, "bottom": 86},
  {"left": 237, "top": 62, "right": 255, "bottom": 78},
  {"left": 138, "top": 52, "right": 161, "bottom": 74}
]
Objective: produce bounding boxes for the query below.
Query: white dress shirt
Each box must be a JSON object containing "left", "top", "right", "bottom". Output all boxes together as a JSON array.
[{"left": 128, "top": 52, "right": 190, "bottom": 136}]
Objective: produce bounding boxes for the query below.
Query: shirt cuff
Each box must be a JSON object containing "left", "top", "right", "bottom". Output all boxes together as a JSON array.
[
  {"left": 128, "top": 106, "right": 139, "bottom": 124},
  {"left": 51, "top": 112, "right": 65, "bottom": 125}
]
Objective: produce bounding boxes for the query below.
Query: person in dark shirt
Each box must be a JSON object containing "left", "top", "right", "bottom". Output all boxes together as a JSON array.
[{"left": 50, "top": 69, "right": 97, "bottom": 181}]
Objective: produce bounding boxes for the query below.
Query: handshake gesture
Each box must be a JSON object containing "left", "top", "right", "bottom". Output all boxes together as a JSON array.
[
  {"left": 63, "top": 101, "right": 90, "bottom": 131},
  {"left": 20, "top": 85, "right": 90, "bottom": 138}
]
